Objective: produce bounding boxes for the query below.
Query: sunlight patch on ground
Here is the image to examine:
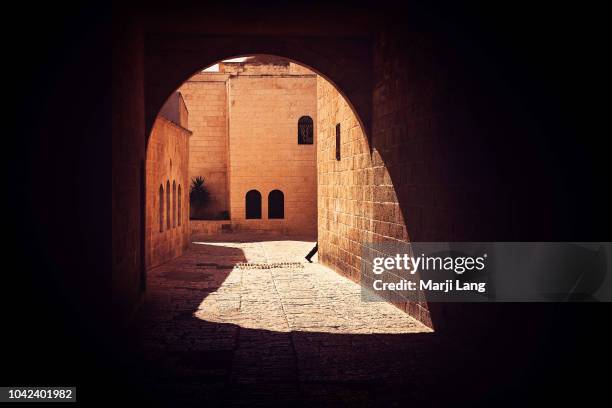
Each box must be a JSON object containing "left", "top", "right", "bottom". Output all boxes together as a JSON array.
[{"left": 191, "top": 241, "right": 432, "bottom": 334}]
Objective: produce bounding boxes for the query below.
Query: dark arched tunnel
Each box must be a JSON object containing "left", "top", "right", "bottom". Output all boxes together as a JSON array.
[{"left": 4, "top": 1, "right": 610, "bottom": 406}]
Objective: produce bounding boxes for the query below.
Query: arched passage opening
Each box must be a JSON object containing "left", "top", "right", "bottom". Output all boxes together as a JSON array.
[
  {"left": 143, "top": 53, "right": 432, "bottom": 334},
  {"left": 110, "top": 7, "right": 596, "bottom": 406}
]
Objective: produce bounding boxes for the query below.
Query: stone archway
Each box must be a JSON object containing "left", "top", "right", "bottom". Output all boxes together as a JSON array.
[
  {"left": 144, "top": 51, "right": 433, "bottom": 328},
  {"left": 144, "top": 36, "right": 373, "bottom": 144},
  {"left": 115, "top": 10, "right": 511, "bottom": 331}
]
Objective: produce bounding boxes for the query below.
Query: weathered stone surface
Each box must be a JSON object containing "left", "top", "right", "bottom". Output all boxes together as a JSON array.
[
  {"left": 145, "top": 114, "right": 191, "bottom": 269},
  {"left": 317, "top": 77, "right": 432, "bottom": 326},
  {"left": 179, "top": 73, "right": 230, "bottom": 218},
  {"left": 134, "top": 233, "right": 439, "bottom": 405},
  {"left": 179, "top": 60, "right": 318, "bottom": 235}
]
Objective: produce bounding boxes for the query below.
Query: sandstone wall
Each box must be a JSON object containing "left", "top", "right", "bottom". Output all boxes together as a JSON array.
[
  {"left": 159, "top": 92, "right": 189, "bottom": 128},
  {"left": 316, "top": 76, "right": 431, "bottom": 326},
  {"left": 228, "top": 71, "right": 317, "bottom": 236},
  {"left": 190, "top": 220, "right": 232, "bottom": 235},
  {"left": 179, "top": 74, "right": 229, "bottom": 218},
  {"left": 222, "top": 60, "right": 313, "bottom": 76},
  {"left": 145, "top": 116, "right": 191, "bottom": 269}
]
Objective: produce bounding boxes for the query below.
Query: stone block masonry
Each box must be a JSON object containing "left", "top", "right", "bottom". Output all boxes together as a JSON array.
[
  {"left": 145, "top": 114, "right": 191, "bottom": 269},
  {"left": 317, "top": 76, "right": 432, "bottom": 327},
  {"left": 179, "top": 74, "right": 230, "bottom": 219},
  {"left": 180, "top": 58, "right": 318, "bottom": 237},
  {"left": 227, "top": 64, "right": 317, "bottom": 236}
]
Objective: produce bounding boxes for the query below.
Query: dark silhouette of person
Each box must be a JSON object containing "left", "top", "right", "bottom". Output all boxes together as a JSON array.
[{"left": 305, "top": 243, "right": 318, "bottom": 263}]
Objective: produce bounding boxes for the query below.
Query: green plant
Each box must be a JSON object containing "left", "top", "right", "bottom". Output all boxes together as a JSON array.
[{"left": 189, "top": 176, "right": 210, "bottom": 207}]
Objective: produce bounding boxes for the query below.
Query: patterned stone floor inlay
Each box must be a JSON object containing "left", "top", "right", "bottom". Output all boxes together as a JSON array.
[{"left": 236, "top": 261, "right": 305, "bottom": 269}]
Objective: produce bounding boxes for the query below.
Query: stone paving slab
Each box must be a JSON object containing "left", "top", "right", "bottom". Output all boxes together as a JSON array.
[
  {"left": 134, "top": 233, "right": 437, "bottom": 405},
  {"left": 185, "top": 237, "right": 431, "bottom": 334}
]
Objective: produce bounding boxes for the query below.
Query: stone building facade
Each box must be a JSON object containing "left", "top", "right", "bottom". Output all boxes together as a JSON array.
[
  {"left": 179, "top": 57, "right": 317, "bottom": 236},
  {"left": 145, "top": 93, "right": 191, "bottom": 269},
  {"left": 178, "top": 74, "right": 229, "bottom": 219},
  {"left": 317, "top": 78, "right": 430, "bottom": 326}
]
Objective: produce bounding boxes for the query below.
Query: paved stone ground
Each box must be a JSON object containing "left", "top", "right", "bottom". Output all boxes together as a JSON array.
[{"left": 132, "top": 233, "right": 475, "bottom": 406}]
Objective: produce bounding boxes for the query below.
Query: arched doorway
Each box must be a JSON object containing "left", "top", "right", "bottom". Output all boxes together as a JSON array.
[
  {"left": 268, "top": 190, "right": 284, "bottom": 219},
  {"left": 245, "top": 190, "right": 262, "bottom": 219}
]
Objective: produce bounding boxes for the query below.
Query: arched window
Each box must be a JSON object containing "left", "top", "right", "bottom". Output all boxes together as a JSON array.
[
  {"left": 172, "top": 181, "right": 177, "bottom": 228},
  {"left": 268, "top": 190, "right": 284, "bottom": 219},
  {"left": 166, "top": 180, "right": 171, "bottom": 230},
  {"left": 298, "top": 116, "right": 313, "bottom": 145},
  {"left": 178, "top": 185, "right": 182, "bottom": 226},
  {"left": 159, "top": 184, "right": 164, "bottom": 232},
  {"left": 245, "top": 190, "right": 262, "bottom": 219}
]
